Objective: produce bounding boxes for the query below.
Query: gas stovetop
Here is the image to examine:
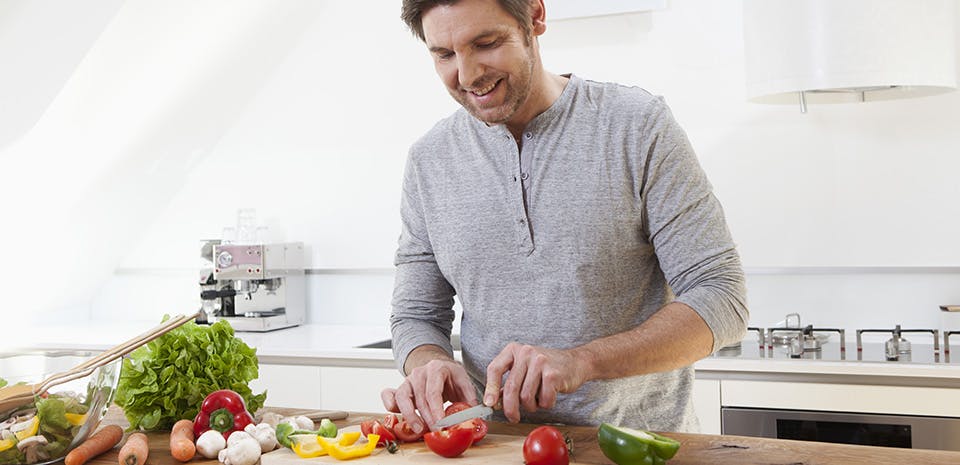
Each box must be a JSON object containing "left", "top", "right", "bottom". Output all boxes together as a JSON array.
[{"left": 713, "top": 325, "right": 955, "bottom": 365}]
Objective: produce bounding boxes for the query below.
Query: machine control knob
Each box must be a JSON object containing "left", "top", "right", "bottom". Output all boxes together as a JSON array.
[{"left": 217, "top": 250, "right": 234, "bottom": 268}]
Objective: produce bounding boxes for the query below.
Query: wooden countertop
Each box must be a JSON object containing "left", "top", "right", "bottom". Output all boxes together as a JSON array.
[{"left": 88, "top": 406, "right": 960, "bottom": 465}]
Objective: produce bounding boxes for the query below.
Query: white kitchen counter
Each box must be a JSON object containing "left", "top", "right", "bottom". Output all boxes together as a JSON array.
[{"left": 6, "top": 322, "right": 960, "bottom": 388}]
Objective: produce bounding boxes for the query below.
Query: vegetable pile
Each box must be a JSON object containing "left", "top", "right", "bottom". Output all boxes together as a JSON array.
[{"left": 114, "top": 318, "right": 266, "bottom": 430}]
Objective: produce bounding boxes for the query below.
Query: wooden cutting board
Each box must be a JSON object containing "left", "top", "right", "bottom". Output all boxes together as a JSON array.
[{"left": 261, "top": 433, "right": 577, "bottom": 465}]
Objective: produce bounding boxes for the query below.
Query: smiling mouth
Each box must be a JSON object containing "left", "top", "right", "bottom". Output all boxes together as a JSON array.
[{"left": 469, "top": 80, "right": 499, "bottom": 96}]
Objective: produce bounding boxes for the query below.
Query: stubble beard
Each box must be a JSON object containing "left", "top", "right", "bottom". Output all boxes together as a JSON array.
[{"left": 453, "top": 51, "right": 535, "bottom": 126}]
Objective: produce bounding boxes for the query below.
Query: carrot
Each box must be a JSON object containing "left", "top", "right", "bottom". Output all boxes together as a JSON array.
[
  {"left": 65, "top": 424, "right": 124, "bottom": 465},
  {"left": 118, "top": 432, "right": 149, "bottom": 465},
  {"left": 170, "top": 419, "right": 196, "bottom": 462}
]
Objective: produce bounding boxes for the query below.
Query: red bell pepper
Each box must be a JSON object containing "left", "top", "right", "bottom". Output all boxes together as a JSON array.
[{"left": 193, "top": 389, "right": 255, "bottom": 439}]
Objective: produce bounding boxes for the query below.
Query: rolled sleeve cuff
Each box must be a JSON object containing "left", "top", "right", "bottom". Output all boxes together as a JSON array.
[{"left": 675, "top": 284, "right": 748, "bottom": 353}]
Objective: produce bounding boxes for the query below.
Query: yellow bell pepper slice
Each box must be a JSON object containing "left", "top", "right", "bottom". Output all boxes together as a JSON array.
[
  {"left": 65, "top": 413, "right": 88, "bottom": 427},
  {"left": 338, "top": 431, "right": 362, "bottom": 446},
  {"left": 292, "top": 439, "right": 327, "bottom": 458},
  {"left": 0, "top": 417, "right": 42, "bottom": 452},
  {"left": 318, "top": 433, "right": 379, "bottom": 460},
  {"left": 16, "top": 416, "right": 40, "bottom": 440}
]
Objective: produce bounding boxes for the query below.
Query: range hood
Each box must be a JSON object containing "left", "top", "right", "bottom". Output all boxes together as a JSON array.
[{"left": 743, "top": 0, "right": 958, "bottom": 112}]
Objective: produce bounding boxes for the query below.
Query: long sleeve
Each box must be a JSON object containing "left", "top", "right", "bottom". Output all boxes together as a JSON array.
[
  {"left": 639, "top": 99, "right": 749, "bottom": 352},
  {"left": 390, "top": 151, "right": 458, "bottom": 373}
]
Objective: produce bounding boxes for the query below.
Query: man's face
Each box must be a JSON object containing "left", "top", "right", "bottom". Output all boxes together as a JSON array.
[{"left": 421, "top": 0, "right": 536, "bottom": 126}]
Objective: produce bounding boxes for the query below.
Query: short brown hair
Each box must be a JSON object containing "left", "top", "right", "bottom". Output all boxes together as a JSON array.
[{"left": 401, "top": 0, "right": 534, "bottom": 42}]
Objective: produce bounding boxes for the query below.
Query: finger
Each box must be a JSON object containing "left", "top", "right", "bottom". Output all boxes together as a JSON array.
[
  {"left": 424, "top": 367, "right": 448, "bottom": 430},
  {"left": 537, "top": 369, "right": 559, "bottom": 409},
  {"left": 411, "top": 372, "right": 437, "bottom": 430},
  {"left": 519, "top": 353, "right": 544, "bottom": 413},
  {"left": 484, "top": 345, "right": 516, "bottom": 407},
  {"left": 381, "top": 387, "right": 399, "bottom": 413},
  {"left": 394, "top": 381, "right": 424, "bottom": 432},
  {"left": 502, "top": 350, "right": 530, "bottom": 423},
  {"left": 450, "top": 368, "right": 479, "bottom": 406}
]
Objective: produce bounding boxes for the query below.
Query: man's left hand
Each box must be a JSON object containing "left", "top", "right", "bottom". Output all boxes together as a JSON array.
[{"left": 483, "top": 342, "right": 591, "bottom": 423}]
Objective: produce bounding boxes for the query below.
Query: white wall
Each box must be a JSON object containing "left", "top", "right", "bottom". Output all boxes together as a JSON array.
[{"left": 3, "top": 1, "right": 959, "bottom": 333}]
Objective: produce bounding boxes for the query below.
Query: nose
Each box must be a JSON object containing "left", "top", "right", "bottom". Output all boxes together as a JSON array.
[{"left": 457, "top": 53, "right": 484, "bottom": 91}]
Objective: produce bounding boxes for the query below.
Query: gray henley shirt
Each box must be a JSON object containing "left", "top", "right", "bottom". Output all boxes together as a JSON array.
[{"left": 391, "top": 74, "right": 748, "bottom": 432}]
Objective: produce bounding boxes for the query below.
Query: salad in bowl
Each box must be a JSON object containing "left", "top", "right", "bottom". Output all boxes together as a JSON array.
[{"left": 0, "top": 351, "right": 121, "bottom": 465}]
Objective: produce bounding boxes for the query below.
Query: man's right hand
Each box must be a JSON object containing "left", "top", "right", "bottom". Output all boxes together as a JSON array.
[{"left": 380, "top": 346, "right": 478, "bottom": 433}]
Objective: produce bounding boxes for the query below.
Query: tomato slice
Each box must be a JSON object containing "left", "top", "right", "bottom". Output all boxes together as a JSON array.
[
  {"left": 359, "top": 420, "right": 374, "bottom": 437},
  {"left": 423, "top": 427, "right": 475, "bottom": 458},
  {"left": 365, "top": 420, "right": 396, "bottom": 447},
  {"left": 442, "top": 401, "right": 487, "bottom": 442},
  {"left": 444, "top": 402, "right": 472, "bottom": 416},
  {"left": 457, "top": 418, "right": 488, "bottom": 443},
  {"left": 393, "top": 419, "right": 424, "bottom": 442},
  {"left": 382, "top": 413, "right": 399, "bottom": 431}
]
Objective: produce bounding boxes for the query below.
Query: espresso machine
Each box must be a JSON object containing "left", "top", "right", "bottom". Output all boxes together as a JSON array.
[{"left": 198, "top": 240, "right": 305, "bottom": 332}]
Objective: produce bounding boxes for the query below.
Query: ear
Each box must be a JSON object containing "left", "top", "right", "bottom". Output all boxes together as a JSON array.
[{"left": 530, "top": 0, "right": 546, "bottom": 35}]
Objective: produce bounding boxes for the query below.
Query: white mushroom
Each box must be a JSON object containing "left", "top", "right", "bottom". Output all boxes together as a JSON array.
[
  {"left": 218, "top": 431, "right": 261, "bottom": 465},
  {"left": 258, "top": 412, "right": 284, "bottom": 428},
  {"left": 195, "top": 430, "right": 226, "bottom": 459},
  {"left": 244, "top": 423, "right": 278, "bottom": 453},
  {"left": 17, "top": 435, "right": 48, "bottom": 464}
]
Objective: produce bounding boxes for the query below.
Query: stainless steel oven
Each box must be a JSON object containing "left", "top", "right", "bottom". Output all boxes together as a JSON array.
[{"left": 722, "top": 407, "right": 960, "bottom": 451}]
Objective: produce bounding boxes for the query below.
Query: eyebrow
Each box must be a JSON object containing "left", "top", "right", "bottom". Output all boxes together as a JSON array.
[{"left": 427, "top": 28, "right": 504, "bottom": 54}]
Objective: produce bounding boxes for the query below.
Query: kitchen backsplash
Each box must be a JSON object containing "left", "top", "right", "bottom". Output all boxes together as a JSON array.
[{"left": 72, "top": 267, "right": 960, "bottom": 339}]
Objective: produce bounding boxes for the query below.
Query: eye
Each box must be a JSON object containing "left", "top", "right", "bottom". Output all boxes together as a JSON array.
[{"left": 476, "top": 39, "right": 499, "bottom": 49}]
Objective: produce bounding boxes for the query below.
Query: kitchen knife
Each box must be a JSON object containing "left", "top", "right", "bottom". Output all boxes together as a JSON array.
[{"left": 433, "top": 404, "right": 493, "bottom": 429}]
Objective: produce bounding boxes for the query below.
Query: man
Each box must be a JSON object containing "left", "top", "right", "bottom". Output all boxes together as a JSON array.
[{"left": 382, "top": 0, "right": 748, "bottom": 434}]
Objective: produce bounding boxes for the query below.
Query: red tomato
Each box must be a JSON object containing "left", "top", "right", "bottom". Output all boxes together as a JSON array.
[
  {"left": 444, "top": 402, "right": 472, "bottom": 416},
  {"left": 457, "top": 418, "right": 488, "bottom": 443},
  {"left": 442, "top": 402, "right": 488, "bottom": 442},
  {"left": 382, "top": 413, "right": 399, "bottom": 431},
  {"left": 423, "top": 427, "right": 475, "bottom": 458},
  {"left": 523, "top": 426, "right": 570, "bottom": 465},
  {"left": 393, "top": 419, "right": 424, "bottom": 442},
  {"left": 367, "top": 420, "right": 396, "bottom": 446},
  {"left": 359, "top": 420, "right": 374, "bottom": 437}
]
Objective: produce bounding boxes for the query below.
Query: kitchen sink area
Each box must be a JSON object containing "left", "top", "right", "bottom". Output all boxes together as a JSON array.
[{"left": 356, "top": 333, "right": 461, "bottom": 350}]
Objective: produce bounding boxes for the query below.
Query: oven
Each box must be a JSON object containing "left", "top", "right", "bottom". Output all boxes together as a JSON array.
[{"left": 722, "top": 407, "right": 960, "bottom": 451}]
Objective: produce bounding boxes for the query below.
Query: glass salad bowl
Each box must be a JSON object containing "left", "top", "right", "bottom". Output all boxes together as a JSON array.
[{"left": 0, "top": 351, "right": 122, "bottom": 465}]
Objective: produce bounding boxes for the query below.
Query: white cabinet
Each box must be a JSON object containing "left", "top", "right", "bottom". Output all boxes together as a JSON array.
[
  {"left": 721, "top": 380, "right": 960, "bottom": 417},
  {"left": 692, "top": 378, "right": 721, "bottom": 434},
  {"left": 253, "top": 364, "right": 404, "bottom": 413},
  {"left": 250, "top": 363, "right": 323, "bottom": 409},
  {"left": 319, "top": 367, "right": 405, "bottom": 413}
]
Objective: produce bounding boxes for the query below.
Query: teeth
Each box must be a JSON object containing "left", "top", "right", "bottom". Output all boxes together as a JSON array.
[{"left": 472, "top": 81, "right": 496, "bottom": 96}]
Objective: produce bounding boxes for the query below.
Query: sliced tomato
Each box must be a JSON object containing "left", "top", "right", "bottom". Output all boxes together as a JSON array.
[
  {"left": 442, "top": 401, "right": 488, "bottom": 443},
  {"left": 444, "top": 401, "right": 472, "bottom": 416},
  {"left": 368, "top": 420, "right": 397, "bottom": 447},
  {"left": 359, "top": 420, "right": 374, "bottom": 437},
  {"left": 393, "top": 419, "right": 424, "bottom": 442},
  {"left": 457, "top": 418, "right": 488, "bottom": 443},
  {"left": 382, "top": 413, "right": 399, "bottom": 431},
  {"left": 423, "top": 427, "right": 475, "bottom": 458}
]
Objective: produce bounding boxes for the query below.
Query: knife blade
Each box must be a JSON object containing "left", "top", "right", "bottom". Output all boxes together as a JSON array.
[{"left": 433, "top": 404, "right": 493, "bottom": 429}]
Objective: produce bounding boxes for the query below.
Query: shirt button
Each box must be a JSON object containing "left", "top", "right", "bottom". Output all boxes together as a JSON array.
[
  {"left": 519, "top": 219, "right": 526, "bottom": 225},
  {"left": 520, "top": 173, "right": 529, "bottom": 180},
  {"left": 524, "top": 132, "right": 533, "bottom": 139},
  {"left": 513, "top": 176, "right": 517, "bottom": 182}
]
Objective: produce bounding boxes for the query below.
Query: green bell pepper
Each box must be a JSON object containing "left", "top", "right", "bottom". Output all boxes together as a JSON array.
[
  {"left": 597, "top": 423, "right": 681, "bottom": 464},
  {"left": 275, "top": 419, "right": 339, "bottom": 449}
]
